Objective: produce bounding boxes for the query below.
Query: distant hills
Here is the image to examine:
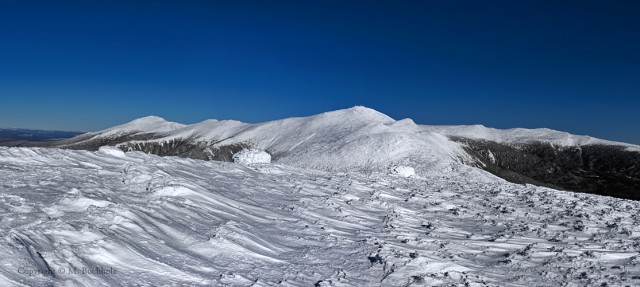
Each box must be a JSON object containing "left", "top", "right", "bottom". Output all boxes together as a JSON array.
[{"left": 0, "top": 128, "right": 84, "bottom": 143}]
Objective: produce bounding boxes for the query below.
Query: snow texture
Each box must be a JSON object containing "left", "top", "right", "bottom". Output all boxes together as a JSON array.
[
  {"left": 1, "top": 146, "right": 640, "bottom": 286},
  {"left": 97, "top": 146, "right": 126, "bottom": 158},
  {"left": 232, "top": 149, "right": 271, "bottom": 165}
]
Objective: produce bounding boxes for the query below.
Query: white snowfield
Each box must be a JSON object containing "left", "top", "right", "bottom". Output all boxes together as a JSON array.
[{"left": 1, "top": 146, "right": 640, "bottom": 286}]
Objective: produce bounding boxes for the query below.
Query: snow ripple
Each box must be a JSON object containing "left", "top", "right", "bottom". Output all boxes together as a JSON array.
[{"left": 1, "top": 147, "right": 639, "bottom": 286}]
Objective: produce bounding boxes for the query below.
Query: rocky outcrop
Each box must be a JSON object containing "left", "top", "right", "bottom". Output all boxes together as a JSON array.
[
  {"left": 59, "top": 133, "right": 163, "bottom": 151},
  {"left": 117, "top": 138, "right": 249, "bottom": 162}
]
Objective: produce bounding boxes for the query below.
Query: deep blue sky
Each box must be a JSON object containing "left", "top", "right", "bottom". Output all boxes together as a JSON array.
[{"left": 0, "top": 1, "right": 638, "bottom": 143}]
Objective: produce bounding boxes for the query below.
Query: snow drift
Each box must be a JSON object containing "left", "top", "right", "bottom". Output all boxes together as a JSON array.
[{"left": 98, "top": 145, "right": 126, "bottom": 157}]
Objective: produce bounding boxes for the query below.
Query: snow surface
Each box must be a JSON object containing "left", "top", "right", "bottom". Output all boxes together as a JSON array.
[
  {"left": 232, "top": 149, "right": 271, "bottom": 165},
  {"left": 97, "top": 146, "right": 126, "bottom": 158},
  {"left": 1, "top": 146, "right": 640, "bottom": 286}
]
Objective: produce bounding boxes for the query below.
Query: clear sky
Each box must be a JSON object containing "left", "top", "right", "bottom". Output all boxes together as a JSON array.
[{"left": 0, "top": 1, "right": 638, "bottom": 143}]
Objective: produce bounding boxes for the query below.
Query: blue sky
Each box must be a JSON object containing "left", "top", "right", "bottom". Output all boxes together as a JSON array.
[{"left": 0, "top": 1, "right": 638, "bottom": 143}]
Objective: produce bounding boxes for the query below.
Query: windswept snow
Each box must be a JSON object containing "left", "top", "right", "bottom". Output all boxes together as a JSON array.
[
  {"left": 1, "top": 146, "right": 640, "bottom": 286},
  {"left": 98, "top": 146, "right": 126, "bottom": 158}
]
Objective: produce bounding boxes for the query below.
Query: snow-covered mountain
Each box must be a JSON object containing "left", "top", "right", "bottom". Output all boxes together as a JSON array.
[
  {"left": 2, "top": 107, "right": 640, "bottom": 286},
  {"left": 55, "top": 106, "right": 640, "bottom": 200},
  {"left": 424, "top": 124, "right": 640, "bottom": 151},
  {"left": 98, "top": 115, "right": 186, "bottom": 137},
  {"left": 61, "top": 107, "right": 472, "bottom": 174},
  {"left": 62, "top": 106, "right": 640, "bottom": 158}
]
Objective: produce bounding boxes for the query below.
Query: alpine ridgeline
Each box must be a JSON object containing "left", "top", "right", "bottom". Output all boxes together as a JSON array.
[{"left": 48, "top": 106, "right": 640, "bottom": 200}]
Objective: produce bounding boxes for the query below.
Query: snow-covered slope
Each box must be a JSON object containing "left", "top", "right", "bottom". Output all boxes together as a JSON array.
[
  {"left": 112, "top": 107, "right": 472, "bottom": 174},
  {"left": 95, "top": 116, "right": 186, "bottom": 138},
  {"left": 424, "top": 124, "right": 640, "bottom": 151},
  {"left": 1, "top": 146, "right": 639, "bottom": 286},
  {"left": 73, "top": 107, "right": 638, "bottom": 171},
  {"left": 159, "top": 119, "right": 250, "bottom": 142}
]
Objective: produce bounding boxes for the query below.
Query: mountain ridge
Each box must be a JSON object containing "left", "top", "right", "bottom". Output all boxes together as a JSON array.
[
  {"left": 7, "top": 106, "right": 640, "bottom": 200},
  {"left": 84, "top": 106, "right": 640, "bottom": 152}
]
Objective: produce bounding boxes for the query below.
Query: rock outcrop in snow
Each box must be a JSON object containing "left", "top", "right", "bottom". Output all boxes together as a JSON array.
[
  {"left": 232, "top": 149, "right": 271, "bottom": 165},
  {"left": 390, "top": 165, "right": 415, "bottom": 177}
]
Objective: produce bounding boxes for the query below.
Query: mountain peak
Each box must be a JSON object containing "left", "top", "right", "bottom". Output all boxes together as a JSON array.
[
  {"left": 314, "top": 106, "right": 395, "bottom": 124},
  {"left": 130, "top": 115, "right": 168, "bottom": 123},
  {"left": 100, "top": 115, "right": 186, "bottom": 136},
  {"left": 345, "top": 105, "right": 388, "bottom": 116}
]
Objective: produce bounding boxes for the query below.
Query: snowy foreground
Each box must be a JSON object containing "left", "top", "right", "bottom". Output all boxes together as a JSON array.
[{"left": 1, "top": 147, "right": 640, "bottom": 286}]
